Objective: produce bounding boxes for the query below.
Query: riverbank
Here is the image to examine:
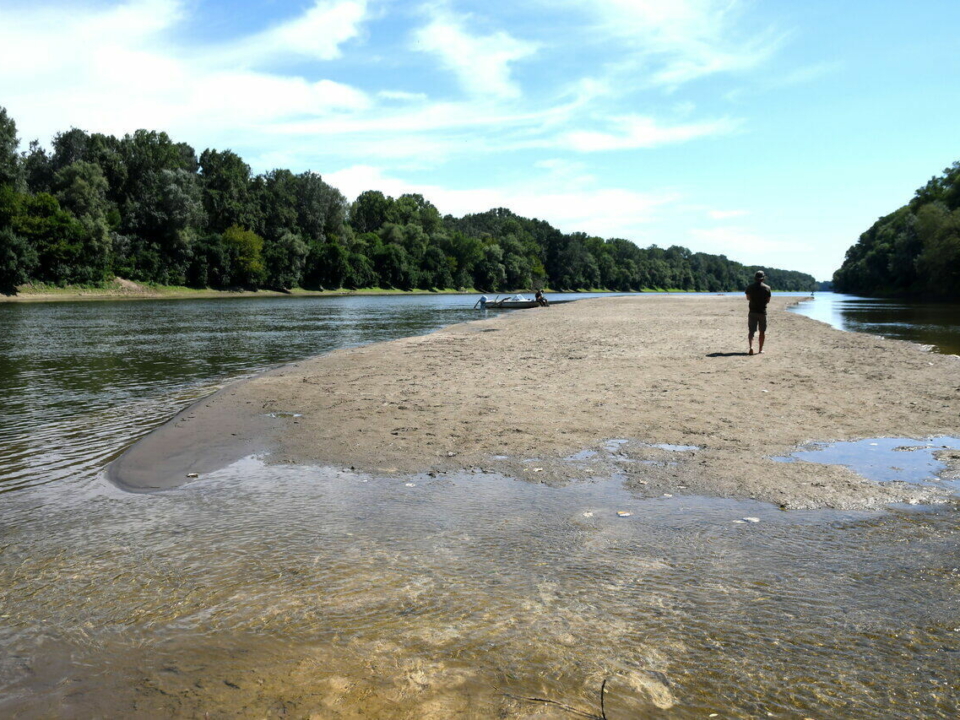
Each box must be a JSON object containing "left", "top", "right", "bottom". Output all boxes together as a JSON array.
[
  {"left": 110, "top": 295, "right": 960, "bottom": 509},
  {"left": 0, "top": 277, "right": 483, "bottom": 303},
  {"left": 0, "top": 278, "right": 745, "bottom": 303}
]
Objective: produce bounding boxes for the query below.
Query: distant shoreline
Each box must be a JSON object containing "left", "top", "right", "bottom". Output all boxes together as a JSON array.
[
  {"left": 0, "top": 279, "right": 469, "bottom": 303},
  {"left": 0, "top": 279, "right": 720, "bottom": 304}
]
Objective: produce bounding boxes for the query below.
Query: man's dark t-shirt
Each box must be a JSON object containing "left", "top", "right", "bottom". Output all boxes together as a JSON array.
[{"left": 746, "top": 281, "right": 771, "bottom": 313}]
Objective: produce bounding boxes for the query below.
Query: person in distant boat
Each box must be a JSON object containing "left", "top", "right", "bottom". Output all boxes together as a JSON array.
[
  {"left": 475, "top": 294, "right": 488, "bottom": 310},
  {"left": 535, "top": 289, "right": 549, "bottom": 307},
  {"left": 745, "top": 270, "right": 771, "bottom": 355}
]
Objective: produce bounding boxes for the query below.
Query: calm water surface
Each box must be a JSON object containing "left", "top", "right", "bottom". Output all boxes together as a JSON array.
[
  {"left": 790, "top": 292, "right": 960, "bottom": 355},
  {"left": 1, "top": 292, "right": 959, "bottom": 718}
]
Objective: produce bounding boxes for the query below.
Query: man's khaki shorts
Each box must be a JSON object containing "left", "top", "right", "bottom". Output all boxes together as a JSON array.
[{"left": 748, "top": 312, "right": 767, "bottom": 335}]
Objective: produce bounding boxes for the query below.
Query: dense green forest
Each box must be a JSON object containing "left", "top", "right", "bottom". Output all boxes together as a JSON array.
[
  {"left": 0, "top": 107, "right": 816, "bottom": 295},
  {"left": 833, "top": 160, "right": 960, "bottom": 298}
]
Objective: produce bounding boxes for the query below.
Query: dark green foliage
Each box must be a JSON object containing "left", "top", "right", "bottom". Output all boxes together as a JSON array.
[
  {"left": 11, "top": 192, "right": 108, "bottom": 284},
  {"left": 350, "top": 190, "right": 392, "bottom": 234},
  {"left": 372, "top": 243, "right": 417, "bottom": 289},
  {"left": 263, "top": 231, "right": 308, "bottom": 290},
  {"left": 834, "top": 160, "right": 960, "bottom": 298},
  {"left": 0, "top": 107, "right": 19, "bottom": 188},
  {"left": 199, "top": 149, "right": 259, "bottom": 233},
  {"left": 0, "top": 227, "right": 38, "bottom": 292},
  {"left": 304, "top": 241, "right": 350, "bottom": 289},
  {"left": 254, "top": 169, "right": 346, "bottom": 246},
  {"left": 0, "top": 108, "right": 817, "bottom": 294},
  {"left": 21, "top": 140, "right": 52, "bottom": 194},
  {"left": 186, "top": 233, "right": 233, "bottom": 288}
]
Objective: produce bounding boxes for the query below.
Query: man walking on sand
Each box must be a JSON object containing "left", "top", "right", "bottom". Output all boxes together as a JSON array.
[{"left": 745, "top": 270, "right": 771, "bottom": 355}]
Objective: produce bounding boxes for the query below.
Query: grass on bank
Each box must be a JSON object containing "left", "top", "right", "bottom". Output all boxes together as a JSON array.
[{"left": 2, "top": 278, "right": 699, "bottom": 303}]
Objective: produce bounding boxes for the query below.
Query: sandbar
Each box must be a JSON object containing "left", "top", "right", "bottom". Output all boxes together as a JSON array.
[{"left": 108, "top": 295, "right": 960, "bottom": 509}]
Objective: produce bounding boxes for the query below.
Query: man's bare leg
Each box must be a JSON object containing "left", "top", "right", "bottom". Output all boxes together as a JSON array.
[
  {"left": 758, "top": 332, "right": 765, "bottom": 354},
  {"left": 749, "top": 333, "right": 755, "bottom": 355}
]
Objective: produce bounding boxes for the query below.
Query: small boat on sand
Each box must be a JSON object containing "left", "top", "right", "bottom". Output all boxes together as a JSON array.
[
  {"left": 486, "top": 295, "right": 540, "bottom": 309},
  {"left": 475, "top": 294, "right": 566, "bottom": 310}
]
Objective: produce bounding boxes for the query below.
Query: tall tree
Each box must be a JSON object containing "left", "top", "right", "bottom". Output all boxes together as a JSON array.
[
  {"left": 199, "top": 148, "right": 258, "bottom": 233},
  {"left": 0, "top": 106, "right": 20, "bottom": 188}
]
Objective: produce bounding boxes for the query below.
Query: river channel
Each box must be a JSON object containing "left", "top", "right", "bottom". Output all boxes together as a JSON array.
[{"left": 1, "top": 292, "right": 958, "bottom": 718}]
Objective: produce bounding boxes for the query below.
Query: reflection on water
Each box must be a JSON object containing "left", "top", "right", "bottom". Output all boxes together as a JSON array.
[
  {"left": 790, "top": 293, "right": 960, "bottom": 355},
  {"left": 774, "top": 437, "right": 960, "bottom": 490},
  {"left": 1, "top": 459, "right": 959, "bottom": 718},
  {"left": 0, "top": 295, "right": 486, "bottom": 493}
]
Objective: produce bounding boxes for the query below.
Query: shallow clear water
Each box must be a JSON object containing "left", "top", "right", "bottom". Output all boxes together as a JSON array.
[
  {"left": 774, "top": 437, "right": 960, "bottom": 490},
  {"left": 1, "top": 293, "right": 959, "bottom": 717},
  {"left": 2, "top": 458, "right": 959, "bottom": 718}
]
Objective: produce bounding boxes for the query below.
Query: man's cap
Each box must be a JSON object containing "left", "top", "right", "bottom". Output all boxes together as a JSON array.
[{"left": 755, "top": 270, "right": 765, "bottom": 280}]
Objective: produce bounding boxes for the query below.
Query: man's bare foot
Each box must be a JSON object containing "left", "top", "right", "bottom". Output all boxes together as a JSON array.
[
  {"left": 749, "top": 348, "right": 754, "bottom": 355},
  {"left": 758, "top": 350, "right": 764, "bottom": 354}
]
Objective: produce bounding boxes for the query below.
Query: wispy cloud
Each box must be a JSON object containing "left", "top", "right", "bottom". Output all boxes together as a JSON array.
[
  {"left": 563, "top": 115, "right": 740, "bottom": 151},
  {"left": 213, "top": 0, "right": 369, "bottom": 67},
  {"left": 411, "top": 9, "right": 538, "bottom": 98},
  {"left": 569, "top": 0, "right": 783, "bottom": 88}
]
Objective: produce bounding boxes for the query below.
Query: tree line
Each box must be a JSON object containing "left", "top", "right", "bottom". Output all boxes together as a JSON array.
[
  {"left": 833, "top": 160, "right": 960, "bottom": 298},
  {"left": 0, "top": 107, "right": 816, "bottom": 294}
]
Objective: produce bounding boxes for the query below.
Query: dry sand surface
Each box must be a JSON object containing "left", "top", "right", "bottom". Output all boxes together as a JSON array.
[{"left": 109, "top": 295, "right": 960, "bottom": 509}]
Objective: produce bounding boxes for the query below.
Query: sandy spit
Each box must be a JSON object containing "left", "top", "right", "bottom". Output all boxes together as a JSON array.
[{"left": 108, "top": 295, "right": 960, "bottom": 509}]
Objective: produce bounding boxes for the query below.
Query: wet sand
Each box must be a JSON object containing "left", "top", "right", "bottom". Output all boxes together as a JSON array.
[{"left": 109, "top": 295, "right": 960, "bottom": 509}]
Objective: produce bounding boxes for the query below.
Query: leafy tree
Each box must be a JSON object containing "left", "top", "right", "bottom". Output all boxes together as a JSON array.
[
  {"left": 53, "top": 160, "right": 110, "bottom": 221},
  {"left": 50, "top": 128, "right": 92, "bottom": 173},
  {"left": 419, "top": 244, "right": 454, "bottom": 289},
  {"left": 186, "top": 233, "right": 232, "bottom": 288},
  {"left": 263, "top": 231, "right": 308, "bottom": 289},
  {"left": 473, "top": 244, "right": 507, "bottom": 291},
  {"left": 52, "top": 160, "right": 113, "bottom": 273},
  {"left": 372, "top": 243, "right": 416, "bottom": 289},
  {"left": 304, "top": 241, "right": 351, "bottom": 289},
  {"left": 0, "top": 106, "right": 20, "bottom": 187},
  {"left": 915, "top": 203, "right": 960, "bottom": 296},
  {"left": 199, "top": 148, "right": 258, "bottom": 233},
  {"left": 390, "top": 193, "right": 441, "bottom": 234},
  {"left": 12, "top": 193, "right": 105, "bottom": 284},
  {"left": 22, "top": 140, "right": 53, "bottom": 194},
  {"left": 221, "top": 225, "right": 265, "bottom": 287},
  {"left": 348, "top": 252, "right": 377, "bottom": 289},
  {"left": 0, "top": 227, "right": 38, "bottom": 292},
  {"left": 835, "top": 159, "right": 960, "bottom": 297},
  {"left": 350, "top": 190, "right": 393, "bottom": 234}
]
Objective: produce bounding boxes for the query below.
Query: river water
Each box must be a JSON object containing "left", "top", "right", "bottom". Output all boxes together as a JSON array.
[
  {"left": 1, "top": 292, "right": 958, "bottom": 718},
  {"left": 789, "top": 291, "right": 960, "bottom": 355}
]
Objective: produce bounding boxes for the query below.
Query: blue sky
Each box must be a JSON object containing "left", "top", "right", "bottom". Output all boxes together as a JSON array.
[{"left": 1, "top": 0, "right": 958, "bottom": 280}]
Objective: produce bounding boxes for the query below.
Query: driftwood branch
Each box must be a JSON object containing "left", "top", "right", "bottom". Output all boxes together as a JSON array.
[{"left": 504, "top": 677, "right": 610, "bottom": 720}]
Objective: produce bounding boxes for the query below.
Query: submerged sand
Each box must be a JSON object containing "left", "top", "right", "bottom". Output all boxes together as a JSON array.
[{"left": 109, "top": 295, "right": 960, "bottom": 509}]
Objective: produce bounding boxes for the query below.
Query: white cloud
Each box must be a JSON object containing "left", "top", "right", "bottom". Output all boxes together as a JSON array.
[
  {"left": 563, "top": 115, "right": 740, "bottom": 152},
  {"left": 216, "top": 0, "right": 369, "bottom": 67},
  {"left": 0, "top": 0, "right": 374, "bottom": 146},
  {"left": 411, "top": 12, "right": 538, "bottom": 98},
  {"left": 570, "top": 0, "right": 782, "bottom": 87}
]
